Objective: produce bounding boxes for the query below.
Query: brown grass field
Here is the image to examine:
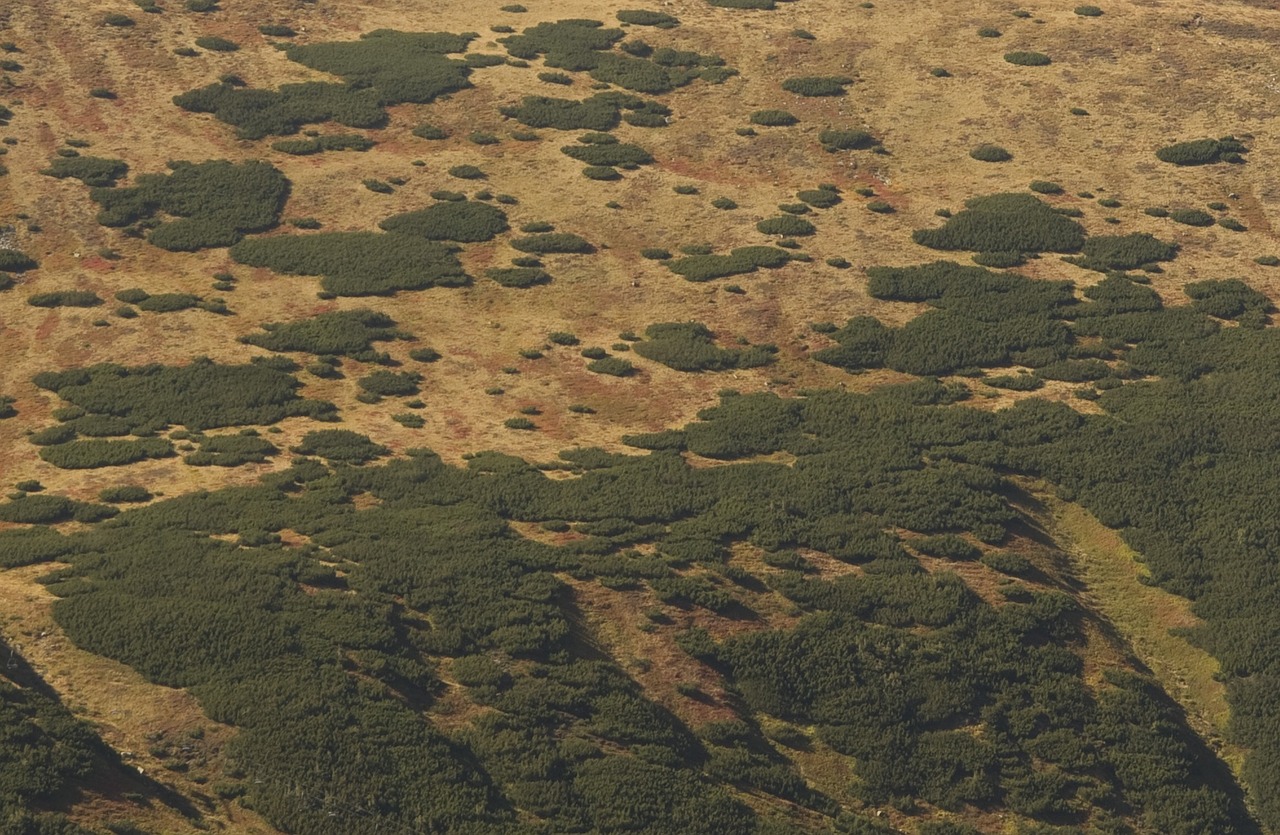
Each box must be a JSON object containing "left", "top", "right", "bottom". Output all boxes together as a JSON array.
[{"left": 2, "top": 0, "right": 1280, "bottom": 829}]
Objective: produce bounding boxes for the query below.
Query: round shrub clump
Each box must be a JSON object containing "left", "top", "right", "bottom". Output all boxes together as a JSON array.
[
  {"left": 1170, "top": 208, "right": 1214, "bottom": 227},
  {"left": 1004, "top": 51, "right": 1051, "bottom": 66},
  {"left": 195, "top": 36, "right": 239, "bottom": 52},
  {"left": 1074, "top": 5, "right": 1103, "bottom": 15},
  {"left": 1029, "top": 180, "right": 1063, "bottom": 194},
  {"left": 583, "top": 165, "right": 620, "bottom": 180},
  {"left": 104, "top": 13, "right": 136, "bottom": 26},
  {"left": 977, "top": 27, "right": 1001, "bottom": 37},
  {"left": 973, "top": 250, "right": 1025, "bottom": 268},
  {"left": 750, "top": 109, "right": 798, "bottom": 127},
  {"left": 641, "top": 247, "right": 672, "bottom": 260},
  {"left": 1254, "top": 255, "right": 1280, "bottom": 267},
  {"left": 970, "top": 144, "right": 1012, "bottom": 162},
  {"left": 448, "top": 164, "right": 485, "bottom": 179},
  {"left": 757, "top": 215, "right": 816, "bottom": 236}
]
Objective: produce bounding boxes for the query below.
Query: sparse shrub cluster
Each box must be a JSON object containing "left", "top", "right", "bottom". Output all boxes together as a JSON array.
[
  {"left": 241, "top": 309, "right": 411, "bottom": 361},
  {"left": 633, "top": 322, "right": 777, "bottom": 371},
  {"left": 667, "top": 246, "right": 789, "bottom": 281}
]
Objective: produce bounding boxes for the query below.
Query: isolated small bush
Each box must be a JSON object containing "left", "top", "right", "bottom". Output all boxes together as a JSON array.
[
  {"left": 970, "top": 144, "right": 1012, "bottom": 162},
  {"left": 750, "top": 109, "right": 798, "bottom": 126},
  {"left": 1004, "top": 51, "right": 1051, "bottom": 66},
  {"left": 1074, "top": 5, "right": 1103, "bottom": 15},
  {"left": 757, "top": 215, "right": 816, "bottom": 236},
  {"left": 782, "top": 76, "right": 852, "bottom": 96},
  {"left": 195, "top": 36, "right": 238, "bottom": 52},
  {"left": 1170, "top": 208, "right": 1214, "bottom": 227}
]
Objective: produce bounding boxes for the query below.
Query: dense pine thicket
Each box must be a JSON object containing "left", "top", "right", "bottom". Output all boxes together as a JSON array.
[
  {"left": 175, "top": 31, "right": 476, "bottom": 137},
  {"left": 89, "top": 160, "right": 289, "bottom": 250},
  {"left": 378, "top": 200, "right": 509, "bottom": 242},
  {"left": 230, "top": 231, "right": 468, "bottom": 295},
  {"left": 1155, "top": 136, "right": 1248, "bottom": 166},
  {"left": 0, "top": 332, "right": 1263, "bottom": 832},
  {"left": 240, "top": 309, "right": 413, "bottom": 362},
  {"left": 912, "top": 193, "right": 1085, "bottom": 253},
  {"left": 31, "top": 358, "right": 335, "bottom": 431}
]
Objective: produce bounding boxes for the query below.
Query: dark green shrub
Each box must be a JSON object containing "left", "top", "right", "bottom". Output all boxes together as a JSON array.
[
  {"left": 393, "top": 413, "right": 425, "bottom": 428},
  {"left": 781, "top": 76, "right": 852, "bottom": 96},
  {"left": 91, "top": 159, "right": 288, "bottom": 251},
  {"left": 797, "top": 189, "right": 840, "bottom": 209},
  {"left": 33, "top": 358, "right": 334, "bottom": 429},
  {"left": 379, "top": 201, "right": 508, "bottom": 242},
  {"left": 99, "top": 485, "right": 152, "bottom": 503},
  {"left": 1254, "top": 255, "right": 1280, "bottom": 266},
  {"left": 41, "top": 155, "right": 128, "bottom": 187},
  {"left": 973, "top": 251, "right": 1025, "bottom": 268},
  {"left": 104, "top": 13, "right": 136, "bottom": 26},
  {"left": 587, "top": 357, "right": 635, "bottom": 376},
  {"left": 186, "top": 0, "right": 218, "bottom": 9},
  {"left": 512, "top": 232, "right": 593, "bottom": 253},
  {"left": 1029, "top": 180, "right": 1062, "bottom": 194},
  {"left": 674, "top": 184, "right": 699, "bottom": 195},
  {"left": 757, "top": 216, "right": 816, "bottom": 236},
  {"left": 633, "top": 322, "right": 776, "bottom": 371},
  {"left": 358, "top": 370, "right": 421, "bottom": 397},
  {"left": 709, "top": 0, "right": 776, "bottom": 7},
  {"left": 866, "top": 201, "right": 894, "bottom": 214},
  {"left": 818, "top": 129, "right": 878, "bottom": 152},
  {"left": 1184, "top": 279, "right": 1271, "bottom": 320},
  {"left": 668, "top": 246, "right": 789, "bottom": 281},
  {"left": 409, "top": 347, "right": 442, "bottom": 362},
  {"left": 913, "top": 193, "right": 1084, "bottom": 253},
  {"left": 1035, "top": 359, "right": 1111, "bottom": 382},
  {"left": 486, "top": 267, "right": 551, "bottom": 287},
  {"left": 292, "top": 429, "right": 388, "bottom": 463},
  {"left": 1097, "top": 197, "right": 1121, "bottom": 208},
  {"left": 562, "top": 141, "right": 654, "bottom": 166},
  {"left": 581, "top": 347, "right": 609, "bottom": 360},
  {"left": 1156, "top": 137, "right": 1246, "bottom": 166},
  {"left": 413, "top": 123, "right": 448, "bottom": 140},
  {"left": 711, "top": 197, "right": 738, "bottom": 210},
  {"left": 583, "top": 165, "right": 621, "bottom": 180},
  {"left": 1218, "top": 217, "right": 1247, "bottom": 232},
  {"left": 970, "top": 144, "right": 1012, "bottom": 162},
  {"left": 0, "top": 249, "right": 37, "bottom": 272},
  {"left": 930, "top": 67, "right": 951, "bottom": 77},
  {"left": 241, "top": 309, "right": 410, "bottom": 360},
  {"left": 259, "top": 24, "right": 297, "bottom": 37},
  {"left": 1170, "top": 208, "right": 1214, "bottom": 227},
  {"left": 539, "top": 71, "right": 573, "bottom": 85},
  {"left": 448, "top": 165, "right": 485, "bottom": 180},
  {"left": 231, "top": 231, "right": 467, "bottom": 296},
  {"left": 1074, "top": 4, "right": 1103, "bottom": 14},
  {"left": 364, "top": 179, "right": 394, "bottom": 193},
  {"left": 641, "top": 248, "right": 672, "bottom": 260},
  {"left": 38, "top": 437, "right": 175, "bottom": 469},
  {"left": 750, "top": 110, "right": 798, "bottom": 126},
  {"left": 92, "top": 87, "right": 117, "bottom": 98},
  {"left": 1004, "top": 51, "right": 1051, "bottom": 66},
  {"left": 1070, "top": 106, "right": 1088, "bottom": 115},
  {"left": 1069, "top": 233, "right": 1177, "bottom": 272},
  {"left": 28, "top": 291, "right": 102, "bottom": 308},
  {"left": 505, "top": 417, "right": 536, "bottom": 430},
  {"left": 985, "top": 373, "right": 1043, "bottom": 391},
  {"left": 195, "top": 36, "right": 238, "bottom": 52},
  {"left": 977, "top": 27, "right": 1001, "bottom": 37},
  {"left": 469, "top": 131, "right": 499, "bottom": 145},
  {"left": 500, "top": 94, "right": 625, "bottom": 131},
  {"left": 617, "top": 10, "right": 680, "bottom": 27}
]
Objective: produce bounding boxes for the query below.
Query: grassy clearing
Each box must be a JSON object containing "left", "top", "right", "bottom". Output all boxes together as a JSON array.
[{"left": 1043, "top": 493, "right": 1243, "bottom": 776}]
